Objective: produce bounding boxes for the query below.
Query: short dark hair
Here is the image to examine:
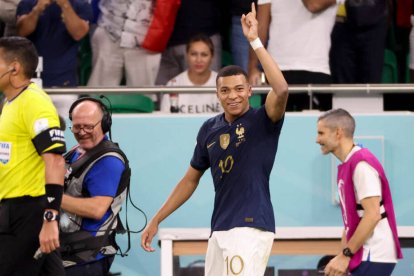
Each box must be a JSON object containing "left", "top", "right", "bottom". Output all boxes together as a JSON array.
[
  {"left": 186, "top": 33, "right": 214, "bottom": 56},
  {"left": 0, "top": 36, "right": 38, "bottom": 79},
  {"left": 216, "top": 65, "right": 248, "bottom": 85},
  {"left": 318, "top": 108, "right": 356, "bottom": 138}
]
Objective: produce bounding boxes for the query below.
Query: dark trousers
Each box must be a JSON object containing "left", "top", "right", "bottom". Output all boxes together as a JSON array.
[
  {"left": 351, "top": 261, "right": 396, "bottom": 276},
  {"left": 330, "top": 19, "right": 387, "bottom": 84},
  {"left": 279, "top": 70, "right": 332, "bottom": 111},
  {"left": 0, "top": 196, "right": 65, "bottom": 276},
  {"left": 65, "top": 256, "right": 115, "bottom": 276}
]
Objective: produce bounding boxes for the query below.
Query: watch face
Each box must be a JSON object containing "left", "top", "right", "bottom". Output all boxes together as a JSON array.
[
  {"left": 44, "top": 211, "right": 55, "bottom": 221},
  {"left": 343, "top": 247, "right": 354, "bottom": 257}
]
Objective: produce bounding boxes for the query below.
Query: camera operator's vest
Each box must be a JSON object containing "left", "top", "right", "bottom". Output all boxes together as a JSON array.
[{"left": 60, "top": 140, "right": 130, "bottom": 266}]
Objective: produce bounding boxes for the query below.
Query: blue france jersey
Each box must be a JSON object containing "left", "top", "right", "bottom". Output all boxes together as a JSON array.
[{"left": 191, "top": 107, "right": 284, "bottom": 233}]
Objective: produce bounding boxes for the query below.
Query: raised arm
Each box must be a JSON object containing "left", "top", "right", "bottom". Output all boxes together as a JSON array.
[
  {"left": 141, "top": 166, "right": 204, "bottom": 252},
  {"left": 55, "top": 0, "right": 89, "bottom": 41},
  {"left": 16, "top": 0, "right": 52, "bottom": 37},
  {"left": 242, "top": 3, "right": 288, "bottom": 123},
  {"left": 17, "top": 0, "right": 89, "bottom": 40},
  {"left": 247, "top": 2, "right": 270, "bottom": 85}
]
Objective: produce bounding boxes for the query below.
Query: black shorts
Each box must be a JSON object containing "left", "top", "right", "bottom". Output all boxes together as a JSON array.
[{"left": 0, "top": 196, "right": 64, "bottom": 276}]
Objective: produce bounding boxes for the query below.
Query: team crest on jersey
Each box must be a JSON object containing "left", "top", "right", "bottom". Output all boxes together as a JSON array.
[
  {"left": 220, "top": 134, "right": 230, "bottom": 150},
  {"left": 0, "top": 142, "right": 11, "bottom": 164},
  {"left": 235, "top": 124, "right": 246, "bottom": 147}
]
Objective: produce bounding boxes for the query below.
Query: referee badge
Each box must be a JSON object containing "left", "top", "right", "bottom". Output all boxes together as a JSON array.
[
  {"left": 0, "top": 142, "right": 11, "bottom": 164},
  {"left": 220, "top": 134, "right": 230, "bottom": 150}
]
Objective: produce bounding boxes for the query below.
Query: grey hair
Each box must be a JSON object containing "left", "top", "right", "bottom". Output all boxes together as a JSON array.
[{"left": 318, "top": 108, "right": 355, "bottom": 138}]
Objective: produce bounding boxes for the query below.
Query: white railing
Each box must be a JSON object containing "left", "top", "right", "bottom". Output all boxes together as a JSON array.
[
  {"left": 44, "top": 84, "right": 414, "bottom": 110},
  {"left": 44, "top": 84, "right": 414, "bottom": 95}
]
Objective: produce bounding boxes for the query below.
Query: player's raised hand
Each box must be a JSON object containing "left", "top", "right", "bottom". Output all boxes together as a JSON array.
[{"left": 241, "top": 2, "right": 258, "bottom": 42}]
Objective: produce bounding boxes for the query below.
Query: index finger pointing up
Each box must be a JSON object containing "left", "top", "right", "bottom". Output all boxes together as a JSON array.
[{"left": 251, "top": 2, "right": 256, "bottom": 16}]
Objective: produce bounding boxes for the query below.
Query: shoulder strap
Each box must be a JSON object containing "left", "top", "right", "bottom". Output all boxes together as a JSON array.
[{"left": 66, "top": 140, "right": 128, "bottom": 179}]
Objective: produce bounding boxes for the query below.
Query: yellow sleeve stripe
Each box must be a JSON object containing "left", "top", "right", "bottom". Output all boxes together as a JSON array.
[{"left": 43, "top": 143, "right": 66, "bottom": 154}]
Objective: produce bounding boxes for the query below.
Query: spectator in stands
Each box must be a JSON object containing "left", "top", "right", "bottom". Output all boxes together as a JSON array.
[
  {"left": 329, "top": 0, "right": 389, "bottom": 84},
  {"left": 249, "top": 0, "right": 339, "bottom": 111},
  {"left": 394, "top": 0, "right": 412, "bottom": 83},
  {"left": 0, "top": 0, "right": 20, "bottom": 36},
  {"left": 16, "top": 0, "right": 92, "bottom": 87},
  {"left": 86, "top": 0, "right": 163, "bottom": 89},
  {"left": 383, "top": 0, "right": 414, "bottom": 111},
  {"left": 160, "top": 33, "right": 222, "bottom": 114},
  {"left": 155, "top": 0, "right": 223, "bottom": 86}
]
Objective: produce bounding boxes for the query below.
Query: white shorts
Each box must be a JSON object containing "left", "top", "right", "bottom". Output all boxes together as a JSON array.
[{"left": 205, "top": 227, "right": 274, "bottom": 276}]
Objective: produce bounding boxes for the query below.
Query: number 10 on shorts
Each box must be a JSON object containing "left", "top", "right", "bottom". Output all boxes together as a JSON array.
[{"left": 225, "top": 255, "right": 244, "bottom": 275}]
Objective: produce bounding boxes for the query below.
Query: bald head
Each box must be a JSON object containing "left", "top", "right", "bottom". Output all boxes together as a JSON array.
[
  {"left": 71, "top": 100, "right": 103, "bottom": 121},
  {"left": 70, "top": 100, "right": 105, "bottom": 150}
]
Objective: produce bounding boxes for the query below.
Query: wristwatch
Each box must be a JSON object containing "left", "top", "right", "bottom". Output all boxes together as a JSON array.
[
  {"left": 43, "top": 210, "right": 60, "bottom": 222},
  {"left": 342, "top": 247, "right": 354, "bottom": 258}
]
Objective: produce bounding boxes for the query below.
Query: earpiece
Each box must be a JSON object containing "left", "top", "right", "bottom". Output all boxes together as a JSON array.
[
  {"left": 0, "top": 67, "right": 15, "bottom": 79},
  {"left": 68, "top": 97, "right": 112, "bottom": 134}
]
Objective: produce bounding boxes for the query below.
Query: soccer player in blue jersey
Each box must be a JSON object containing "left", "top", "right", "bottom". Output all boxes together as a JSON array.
[{"left": 141, "top": 3, "right": 289, "bottom": 275}]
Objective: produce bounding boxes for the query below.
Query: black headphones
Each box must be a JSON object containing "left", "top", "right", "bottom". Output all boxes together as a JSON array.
[{"left": 68, "top": 97, "right": 112, "bottom": 134}]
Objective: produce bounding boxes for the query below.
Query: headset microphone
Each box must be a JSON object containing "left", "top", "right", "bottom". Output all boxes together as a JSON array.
[{"left": 0, "top": 68, "right": 13, "bottom": 80}]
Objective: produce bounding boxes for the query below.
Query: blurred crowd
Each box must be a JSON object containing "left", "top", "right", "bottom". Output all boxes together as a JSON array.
[{"left": 0, "top": 0, "right": 413, "bottom": 113}]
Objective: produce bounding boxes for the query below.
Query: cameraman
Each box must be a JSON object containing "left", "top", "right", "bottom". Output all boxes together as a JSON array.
[{"left": 60, "top": 98, "right": 129, "bottom": 275}]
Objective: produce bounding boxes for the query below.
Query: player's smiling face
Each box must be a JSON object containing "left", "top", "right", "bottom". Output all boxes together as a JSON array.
[{"left": 216, "top": 74, "right": 252, "bottom": 122}]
